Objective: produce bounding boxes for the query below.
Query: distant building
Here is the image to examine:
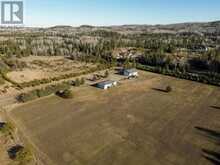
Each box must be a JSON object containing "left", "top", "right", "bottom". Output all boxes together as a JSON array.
[
  {"left": 97, "top": 80, "right": 117, "bottom": 90},
  {"left": 191, "top": 45, "right": 208, "bottom": 52},
  {"left": 123, "top": 68, "right": 138, "bottom": 77}
]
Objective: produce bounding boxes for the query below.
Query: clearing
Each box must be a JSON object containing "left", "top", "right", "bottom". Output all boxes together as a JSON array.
[
  {"left": 7, "top": 56, "right": 96, "bottom": 83},
  {"left": 8, "top": 71, "right": 220, "bottom": 165}
]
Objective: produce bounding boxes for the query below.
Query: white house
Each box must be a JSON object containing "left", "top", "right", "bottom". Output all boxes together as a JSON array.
[
  {"left": 123, "top": 68, "right": 138, "bottom": 77},
  {"left": 97, "top": 80, "right": 117, "bottom": 90}
]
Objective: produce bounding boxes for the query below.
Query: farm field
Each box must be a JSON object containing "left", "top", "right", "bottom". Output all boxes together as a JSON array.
[
  {"left": 7, "top": 56, "right": 96, "bottom": 83},
  {"left": 8, "top": 71, "right": 220, "bottom": 165}
]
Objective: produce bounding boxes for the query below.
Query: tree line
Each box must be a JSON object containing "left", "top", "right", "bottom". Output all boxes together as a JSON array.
[{"left": 0, "top": 29, "right": 219, "bottom": 86}]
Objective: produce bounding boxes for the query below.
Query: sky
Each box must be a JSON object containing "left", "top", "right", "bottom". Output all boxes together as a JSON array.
[{"left": 23, "top": 0, "right": 220, "bottom": 27}]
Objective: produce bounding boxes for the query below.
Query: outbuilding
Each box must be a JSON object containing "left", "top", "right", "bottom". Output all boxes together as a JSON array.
[
  {"left": 97, "top": 80, "right": 117, "bottom": 90},
  {"left": 123, "top": 68, "right": 138, "bottom": 77}
]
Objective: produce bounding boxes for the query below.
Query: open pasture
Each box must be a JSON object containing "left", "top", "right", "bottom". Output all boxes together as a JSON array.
[{"left": 9, "top": 71, "right": 220, "bottom": 165}]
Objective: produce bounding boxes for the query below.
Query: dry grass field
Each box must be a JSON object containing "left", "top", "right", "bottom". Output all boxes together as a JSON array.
[
  {"left": 7, "top": 56, "right": 95, "bottom": 83},
  {"left": 8, "top": 71, "right": 220, "bottom": 165}
]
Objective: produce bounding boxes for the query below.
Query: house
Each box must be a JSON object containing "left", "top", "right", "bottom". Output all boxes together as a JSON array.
[
  {"left": 97, "top": 80, "right": 117, "bottom": 90},
  {"left": 123, "top": 68, "right": 138, "bottom": 77}
]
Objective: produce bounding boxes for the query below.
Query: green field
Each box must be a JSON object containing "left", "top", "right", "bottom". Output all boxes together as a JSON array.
[{"left": 9, "top": 71, "right": 220, "bottom": 165}]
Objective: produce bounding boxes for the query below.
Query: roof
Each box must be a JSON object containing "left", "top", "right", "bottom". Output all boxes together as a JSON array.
[
  {"left": 124, "top": 68, "right": 137, "bottom": 73},
  {"left": 97, "top": 80, "right": 116, "bottom": 86}
]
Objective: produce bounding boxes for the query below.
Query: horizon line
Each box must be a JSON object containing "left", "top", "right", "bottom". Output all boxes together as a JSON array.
[{"left": 0, "top": 19, "right": 219, "bottom": 29}]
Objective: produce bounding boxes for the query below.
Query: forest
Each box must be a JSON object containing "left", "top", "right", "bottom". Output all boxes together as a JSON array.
[{"left": 0, "top": 27, "right": 220, "bottom": 86}]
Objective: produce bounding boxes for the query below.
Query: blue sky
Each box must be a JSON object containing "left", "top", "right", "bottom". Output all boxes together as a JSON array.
[{"left": 25, "top": 0, "right": 220, "bottom": 27}]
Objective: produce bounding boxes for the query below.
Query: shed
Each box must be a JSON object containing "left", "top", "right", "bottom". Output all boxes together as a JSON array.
[{"left": 97, "top": 80, "right": 117, "bottom": 90}]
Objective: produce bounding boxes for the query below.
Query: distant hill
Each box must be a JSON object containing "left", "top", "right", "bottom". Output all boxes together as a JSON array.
[
  {"left": 0, "top": 20, "right": 220, "bottom": 35},
  {"left": 45, "top": 20, "right": 220, "bottom": 35}
]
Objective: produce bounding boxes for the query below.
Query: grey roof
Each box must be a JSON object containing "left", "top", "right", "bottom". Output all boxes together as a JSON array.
[
  {"left": 124, "top": 68, "right": 137, "bottom": 73},
  {"left": 97, "top": 80, "right": 116, "bottom": 86}
]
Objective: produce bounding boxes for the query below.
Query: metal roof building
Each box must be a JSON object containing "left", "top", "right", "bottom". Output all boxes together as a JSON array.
[
  {"left": 96, "top": 80, "right": 117, "bottom": 90},
  {"left": 123, "top": 68, "right": 138, "bottom": 77}
]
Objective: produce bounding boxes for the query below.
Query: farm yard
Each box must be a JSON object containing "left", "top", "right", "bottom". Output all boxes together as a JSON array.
[{"left": 7, "top": 71, "right": 220, "bottom": 165}]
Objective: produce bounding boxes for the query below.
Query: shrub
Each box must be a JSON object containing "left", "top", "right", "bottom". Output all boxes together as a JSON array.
[
  {"left": 57, "top": 89, "right": 73, "bottom": 99},
  {"left": 17, "top": 90, "right": 38, "bottom": 103},
  {"left": 80, "top": 77, "right": 85, "bottom": 85},
  {"left": 166, "top": 86, "right": 172, "bottom": 93},
  {"left": 0, "top": 122, "right": 14, "bottom": 135},
  {"left": 15, "top": 147, "right": 32, "bottom": 164},
  {"left": 8, "top": 145, "right": 32, "bottom": 164},
  {"left": 75, "top": 78, "right": 80, "bottom": 87},
  {"left": 17, "top": 82, "right": 71, "bottom": 102},
  {"left": 36, "top": 88, "right": 51, "bottom": 97}
]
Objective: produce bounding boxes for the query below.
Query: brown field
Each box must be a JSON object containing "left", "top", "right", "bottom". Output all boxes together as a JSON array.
[
  {"left": 8, "top": 71, "right": 220, "bottom": 165},
  {"left": 7, "top": 56, "right": 95, "bottom": 83}
]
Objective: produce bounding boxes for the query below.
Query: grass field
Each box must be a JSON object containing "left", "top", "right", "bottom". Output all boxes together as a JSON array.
[
  {"left": 7, "top": 56, "right": 95, "bottom": 83},
  {"left": 8, "top": 71, "right": 220, "bottom": 165}
]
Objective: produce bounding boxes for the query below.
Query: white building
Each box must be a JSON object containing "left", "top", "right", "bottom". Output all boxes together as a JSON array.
[
  {"left": 123, "top": 69, "right": 138, "bottom": 77},
  {"left": 97, "top": 80, "right": 117, "bottom": 90}
]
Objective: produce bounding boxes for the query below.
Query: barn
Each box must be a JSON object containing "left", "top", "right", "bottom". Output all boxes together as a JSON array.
[{"left": 97, "top": 80, "right": 117, "bottom": 90}]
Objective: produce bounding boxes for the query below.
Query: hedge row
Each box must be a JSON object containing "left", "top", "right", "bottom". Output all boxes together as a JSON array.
[
  {"left": 0, "top": 71, "right": 21, "bottom": 88},
  {"left": 137, "top": 64, "right": 220, "bottom": 87},
  {"left": 17, "top": 82, "right": 71, "bottom": 103}
]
